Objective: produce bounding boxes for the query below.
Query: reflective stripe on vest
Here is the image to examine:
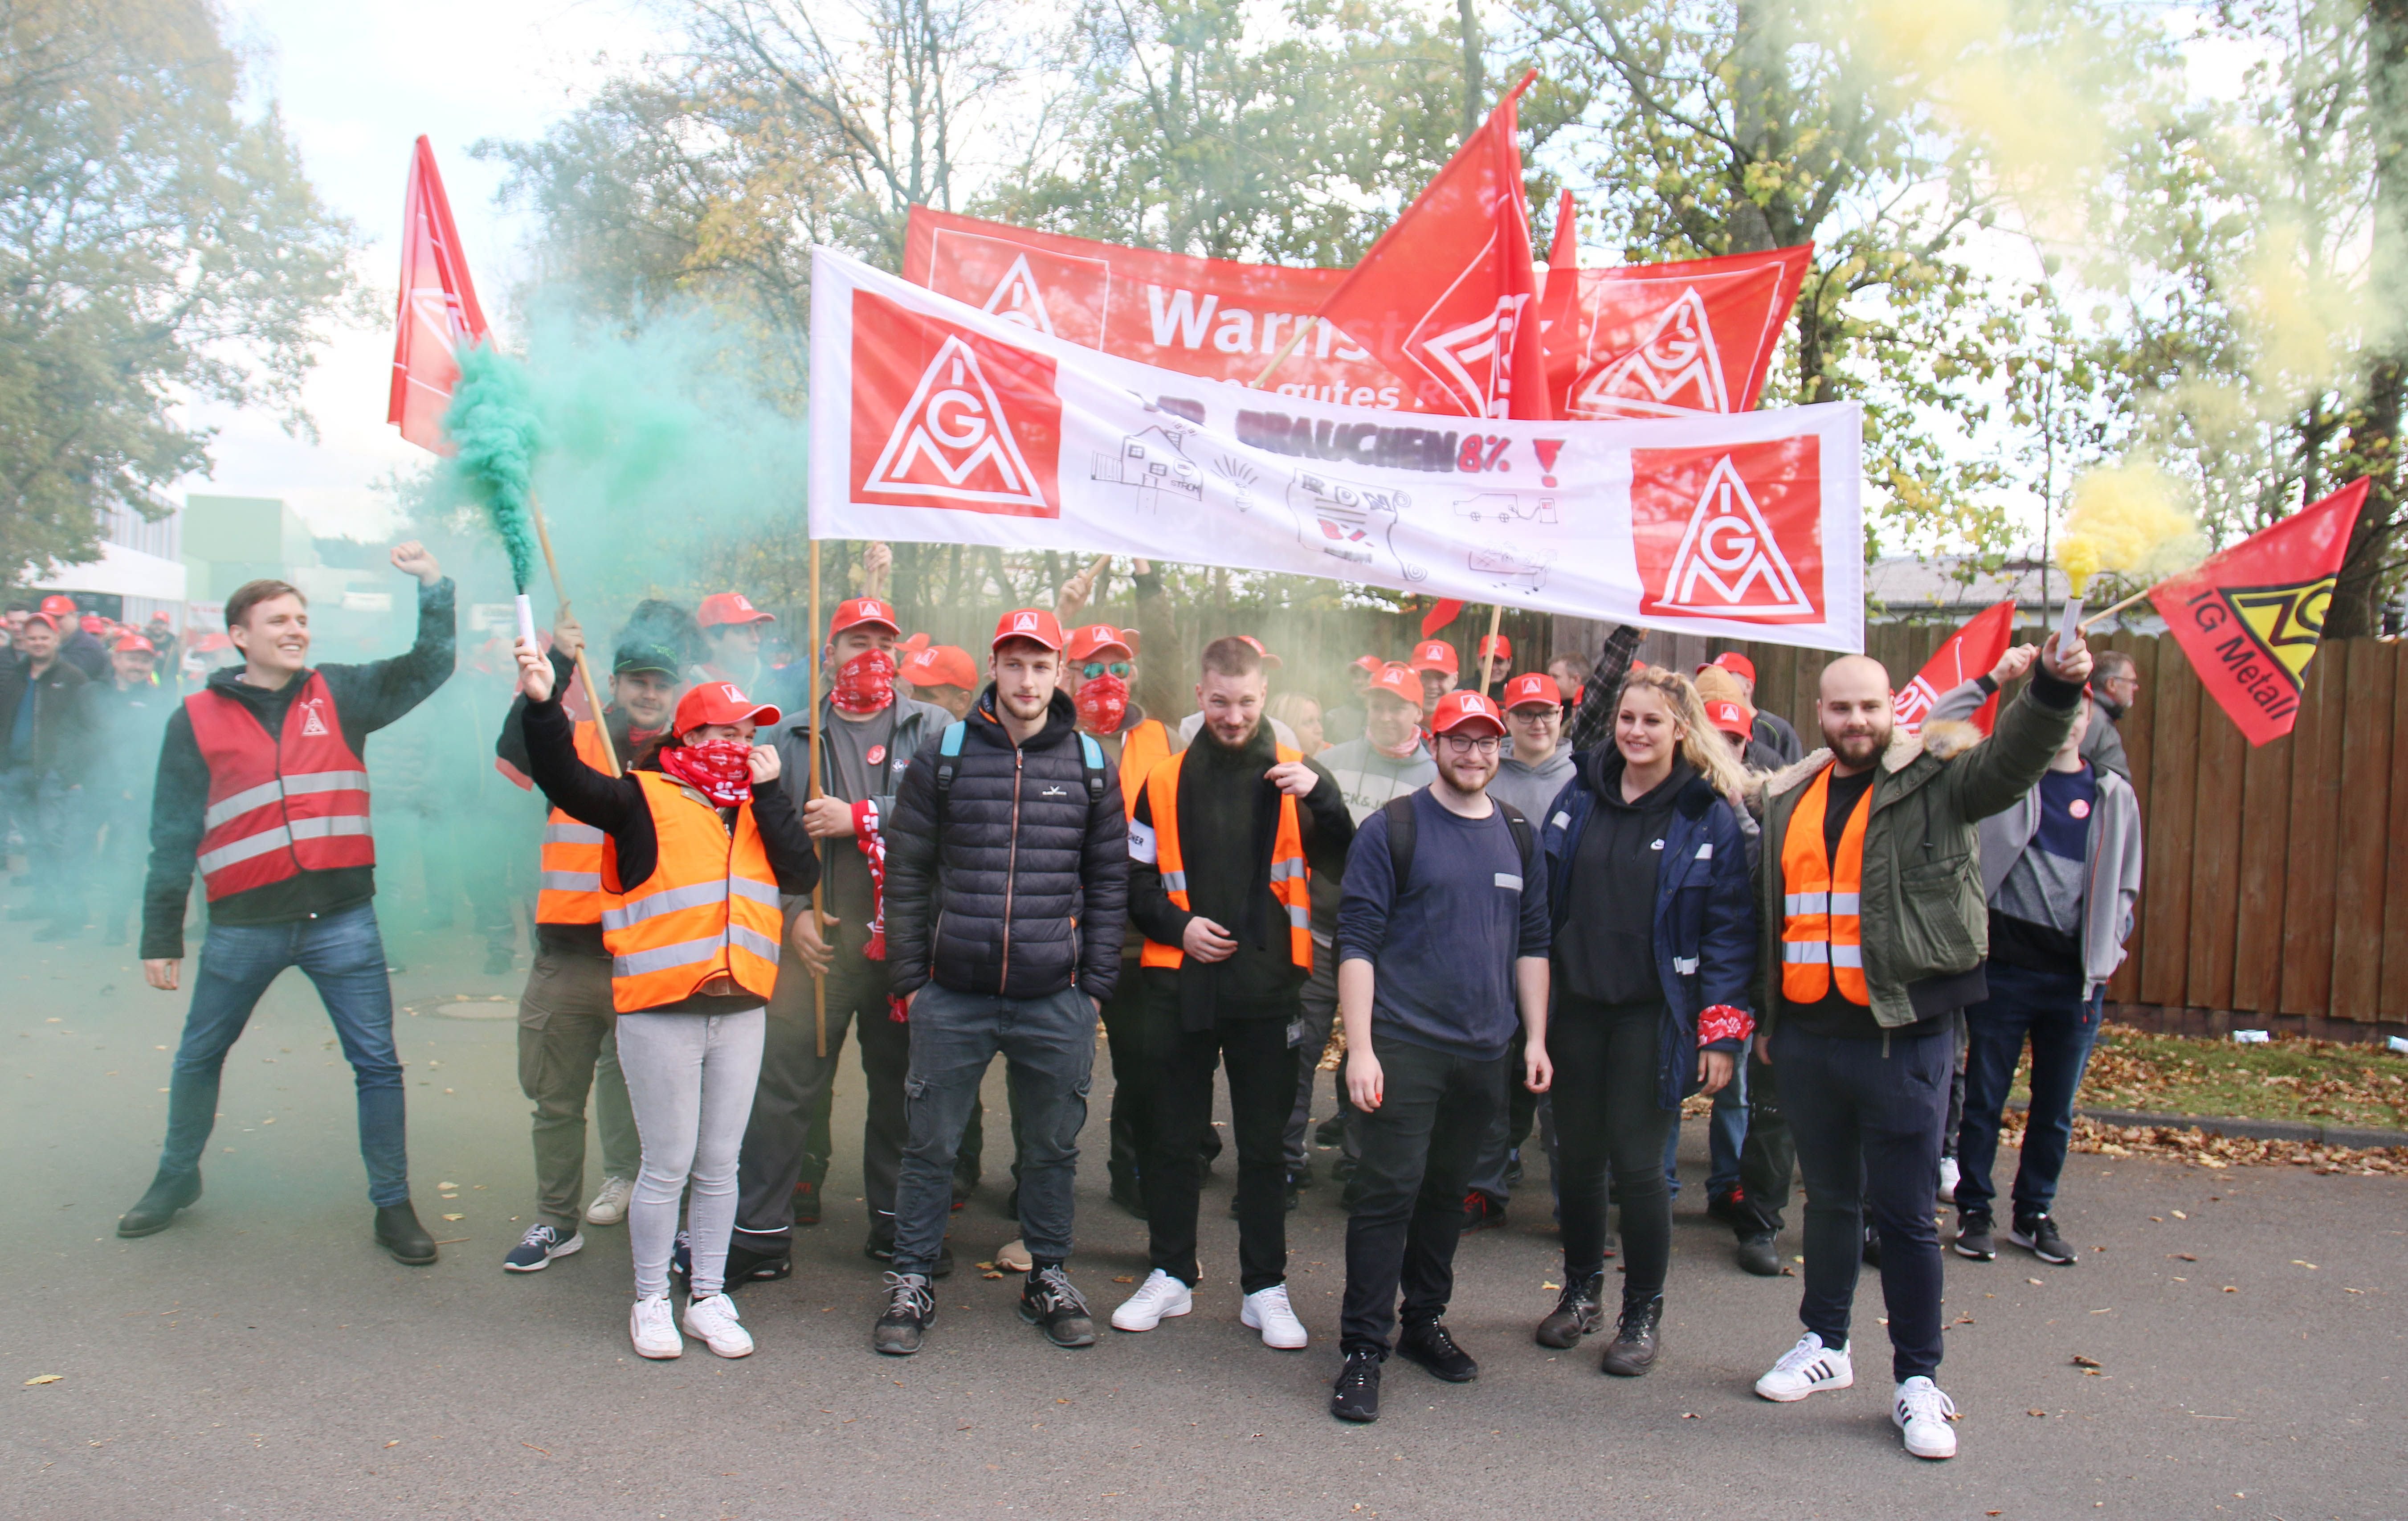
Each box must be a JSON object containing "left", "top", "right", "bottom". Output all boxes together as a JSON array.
[
  {"left": 1117, "top": 718, "right": 1171, "bottom": 814},
  {"left": 1779, "top": 765, "right": 1872, "bottom": 1006},
  {"left": 535, "top": 720, "right": 616, "bottom": 925},
  {"left": 1138, "top": 744, "right": 1314, "bottom": 972},
  {"left": 184, "top": 671, "right": 375, "bottom": 902},
  {"left": 601, "top": 771, "right": 782, "bottom": 1011}
]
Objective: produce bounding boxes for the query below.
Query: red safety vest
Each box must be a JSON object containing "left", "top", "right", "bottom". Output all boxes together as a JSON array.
[{"left": 184, "top": 671, "right": 375, "bottom": 901}]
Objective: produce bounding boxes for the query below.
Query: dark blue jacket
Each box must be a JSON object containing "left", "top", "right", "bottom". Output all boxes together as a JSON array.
[{"left": 1540, "top": 750, "right": 1758, "bottom": 1111}]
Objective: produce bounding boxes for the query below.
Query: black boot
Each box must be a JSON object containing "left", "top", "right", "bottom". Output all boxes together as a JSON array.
[
  {"left": 1534, "top": 1270, "right": 1604, "bottom": 1349},
  {"left": 1735, "top": 1231, "right": 1781, "bottom": 1276},
  {"left": 1600, "top": 1294, "right": 1663, "bottom": 1377},
  {"left": 116, "top": 1169, "right": 202, "bottom": 1238},
  {"left": 375, "top": 1202, "right": 438, "bottom": 1265}
]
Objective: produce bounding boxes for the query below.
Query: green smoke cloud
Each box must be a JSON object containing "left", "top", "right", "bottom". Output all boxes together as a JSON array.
[{"left": 443, "top": 343, "right": 544, "bottom": 594}]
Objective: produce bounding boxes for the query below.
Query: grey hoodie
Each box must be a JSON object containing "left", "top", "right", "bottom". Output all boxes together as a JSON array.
[{"left": 1487, "top": 745, "right": 1576, "bottom": 826}]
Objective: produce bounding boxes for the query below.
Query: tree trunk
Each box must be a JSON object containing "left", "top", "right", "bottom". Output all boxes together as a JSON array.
[{"left": 2333, "top": 0, "right": 2408, "bottom": 637}]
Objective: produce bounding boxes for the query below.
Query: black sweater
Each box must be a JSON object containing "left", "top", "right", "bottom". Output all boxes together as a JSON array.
[
  {"left": 141, "top": 578, "right": 457, "bottom": 959},
  {"left": 498, "top": 646, "right": 654, "bottom": 958},
  {"left": 520, "top": 691, "right": 819, "bottom": 1013}
]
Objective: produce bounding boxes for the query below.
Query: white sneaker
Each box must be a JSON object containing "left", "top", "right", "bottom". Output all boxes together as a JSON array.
[
  {"left": 681, "top": 1292, "right": 756, "bottom": 1358},
  {"left": 996, "top": 1238, "right": 1033, "bottom": 1272},
  {"left": 1109, "top": 1268, "right": 1194, "bottom": 1332},
  {"left": 630, "top": 1294, "right": 682, "bottom": 1359},
  {"left": 1240, "top": 1284, "right": 1308, "bottom": 1349},
  {"left": 1755, "top": 1332, "right": 1853, "bottom": 1402},
  {"left": 1894, "top": 1376, "right": 1959, "bottom": 1459},
  {"left": 1935, "top": 1156, "right": 1961, "bottom": 1205},
  {"left": 585, "top": 1176, "right": 633, "bottom": 1227}
]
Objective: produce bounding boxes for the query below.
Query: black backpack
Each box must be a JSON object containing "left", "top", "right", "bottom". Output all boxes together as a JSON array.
[{"left": 1382, "top": 791, "right": 1537, "bottom": 895}]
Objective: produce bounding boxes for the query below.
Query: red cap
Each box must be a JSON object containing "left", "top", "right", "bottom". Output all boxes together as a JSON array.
[
  {"left": 901, "top": 632, "right": 932, "bottom": 655},
  {"left": 21, "top": 612, "right": 57, "bottom": 631},
  {"left": 903, "top": 644, "right": 979, "bottom": 691},
  {"left": 1351, "top": 654, "right": 1386, "bottom": 675},
  {"left": 114, "top": 634, "right": 157, "bottom": 655},
  {"left": 38, "top": 594, "right": 76, "bottom": 617},
  {"left": 80, "top": 613, "right": 105, "bottom": 634},
  {"left": 697, "top": 592, "right": 775, "bottom": 629},
  {"left": 1429, "top": 690, "right": 1506, "bottom": 736},
  {"left": 1066, "top": 624, "right": 1133, "bottom": 662},
  {"left": 991, "top": 608, "right": 1065, "bottom": 651},
  {"left": 1236, "top": 634, "right": 1283, "bottom": 670},
  {"left": 1705, "top": 699, "right": 1754, "bottom": 740},
  {"left": 672, "top": 679, "right": 781, "bottom": 736},
  {"left": 1408, "top": 640, "right": 1459, "bottom": 675},
  {"left": 1710, "top": 651, "right": 1757, "bottom": 684},
  {"left": 1502, "top": 672, "right": 1563, "bottom": 710},
  {"left": 829, "top": 597, "right": 900, "bottom": 637},
  {"left": 1477, "top": 634, "right": 1512, "bottom": 662},
  {"left": 1365, "top": 662, "right": 1423, "bottom": 705}
]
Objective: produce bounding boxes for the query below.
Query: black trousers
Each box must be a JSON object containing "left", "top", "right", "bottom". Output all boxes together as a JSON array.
[
  {"left": 1551, "top": 1000, "right": 1675, "bottom": 1298},
  {"left": 1136, "top": 977, "right": 1299, "bottom": 1294},
  {"left": 734, "top": 929, "right": 910, "bottom": 1252},
  {"left": 1339, "top": 1033, "right": 1506, "bottom": 1357},
  {"left": 1094, "top": 961, "right": 1151, "bottom": 1189},
  {"left": 1732, "top": 1043, "right": 1794, "bottom": 1236}
]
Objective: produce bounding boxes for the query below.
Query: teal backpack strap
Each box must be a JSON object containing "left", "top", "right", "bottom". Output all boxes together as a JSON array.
[
  {"left": 1079, "top": 732, "right": 1107, "bottom": 804},
  {"left": 934, "top": 720, "right": 967, "bottom": 826}
]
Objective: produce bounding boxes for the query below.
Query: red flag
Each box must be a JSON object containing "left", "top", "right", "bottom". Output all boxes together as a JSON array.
[
  {"left": 2152, "top": 478, "right": 2370, "bottom": 746},
  {"left": 1892, "top": 601, "right": 2017, "bottom": 737},
  {"left": 1420, "top": 599, "right": 1466, "bottom": 639},
  {"left": 1550, "top": 244, "right": 1812, "bottom": 419},
  {"left": 388, "top": 136, "right": 490, "bottom": 453},
  {"left": 1310, "top": 71, "right": 1550, "bottom": 420}
]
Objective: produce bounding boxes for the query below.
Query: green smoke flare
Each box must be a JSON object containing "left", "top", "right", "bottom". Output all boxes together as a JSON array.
[{"left": 443, "top": 343, "right": 543, "bottom": 593}]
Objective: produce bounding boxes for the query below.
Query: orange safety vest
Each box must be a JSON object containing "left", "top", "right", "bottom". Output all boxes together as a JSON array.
[
  {"left": 1116, "top": 716, "right": 1171, "bottom": 814},
  {"left": 600, "top": 771, "right": 783, "bottom": 1012},
  {"left": 1779, "top": 766, "right": 1872, "bottom": 1006},
  {"left": 1137, "top": 744, "right": 1313, "bottom": 972},
  {"left": 535, "top": 720, "right": 616, "bottom": 926}
]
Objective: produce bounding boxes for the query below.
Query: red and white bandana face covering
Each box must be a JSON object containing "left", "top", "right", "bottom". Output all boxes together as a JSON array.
[
  {"left": 830, "top": 648, "right": 897, "bottom": 716},
  {"left": 659, "top": 737, "right": 754, "bottom": 806},
  {"left": 1073, "top": 672, "right": 1128, "bottom": 735}
]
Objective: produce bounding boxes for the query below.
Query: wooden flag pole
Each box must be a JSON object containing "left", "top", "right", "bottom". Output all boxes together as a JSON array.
[
  {"left": 2077, "top": 584, "right": 2156, "bottom": 632},
  {"left": 808, "top": 538, "right": 828, "bottom": 1059},
  {"left": 1479, "top": 601, "right": 1506, "bottom": 697},
  {"left": 527, "top": 494, "right": 619, "bottom": 777},
  {"left": 1250, "top": 317, "right": 1320, "bottom": 388}
]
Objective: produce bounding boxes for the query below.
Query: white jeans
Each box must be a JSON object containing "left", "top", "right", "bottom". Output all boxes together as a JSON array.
[{"left": 614, "top": 1008, "right": 766, "bottom": 1299}]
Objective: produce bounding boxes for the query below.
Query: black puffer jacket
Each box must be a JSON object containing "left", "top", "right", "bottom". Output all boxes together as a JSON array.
[{"left": 884, "top": 685, "right": 1128, "bottom": 1002}]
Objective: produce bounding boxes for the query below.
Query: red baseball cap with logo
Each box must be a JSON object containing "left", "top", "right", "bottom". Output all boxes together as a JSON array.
[
  {"left": 1429, "top": 691, "right": 1506, "bottom": 736},
  {"left": 1477, "top": 633, "right": 1512, "bottom": 662},
  {"left": 901, "top": 631, "right": 932, "bottom": 655},
  {"left": 1408, "top": 640, "right": 1459, "bottom": 676},
  {"left": 1704, "top": 698, "right": 1754, "bottom": 740},
  {"left": 829, "top": 597, "right": 900, "bottom": 636},
  {"left": 1709, "top": 651, "right": 1757, "bottom": 684},
  {"left": 1502, "top": 672, "right": 1563, "bottom": 710},
  {"left": 114, "top": 634, "right": 157, "bottom": 655},
  {"left": 80, "top": 613, "right": 106, "bottom": 634},
  {"left": 1351, "top": 654, "right": 1386, "bottom": 675},
  {"left": 1066, "top": 624, "right": 1133, "bottom": 662},
  {"left": 1365, "top": 662, "right": 1422, "bottom": 705},
  {"left": 672, "top": 680, "right": 781, "bottom": 736},
  {"left": 1235, "top": 634, "right": 1284, "bottom": 670},
  {"left": 697, "top": 592, "right": 775, "bottom": 629},
  {"left": 38, "top": 595, "right": 76, "bottom": 617},
  {"left": 903, "top": 644, "right": 979, "bottom": 691},
  {"left": 991, "top": 607, "right": 1065, "bottom": 651}
]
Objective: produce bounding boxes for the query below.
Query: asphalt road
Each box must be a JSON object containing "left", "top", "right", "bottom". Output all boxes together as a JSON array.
[{"left": 7, "top": 918, "right": 2404, "bottom": 1520}]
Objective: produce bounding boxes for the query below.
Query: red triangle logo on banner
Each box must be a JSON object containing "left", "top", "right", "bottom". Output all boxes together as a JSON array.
[
  {"left": 862, "top": 335, "right": 1049, "bottom": 511},
  {"left": 1653, "top": 455, "right": 1816, "bottom": 617},
  {"left": 982, "top": 254, "right": 1057, "bottom": 337},
  {"left": 1579, "top": 287, "right": 1731, "bottom": 417}
]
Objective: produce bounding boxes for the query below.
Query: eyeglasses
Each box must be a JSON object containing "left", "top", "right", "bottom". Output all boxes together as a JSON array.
[
  {"left": 1438, "top": 733, "right": 1502, "bottom": 755},
  {"left": 1081, "top": 661, "right": 1132, "bottom": 680}
]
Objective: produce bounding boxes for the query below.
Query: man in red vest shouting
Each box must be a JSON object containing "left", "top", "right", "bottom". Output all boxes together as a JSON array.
[{"left": 118, "top": 545, "right": 455, "bottom": 1264}]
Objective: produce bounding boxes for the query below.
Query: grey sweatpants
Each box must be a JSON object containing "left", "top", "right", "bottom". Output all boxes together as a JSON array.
[{"left": 616, "top": 1008, "right": 766, "bottom": 1300}]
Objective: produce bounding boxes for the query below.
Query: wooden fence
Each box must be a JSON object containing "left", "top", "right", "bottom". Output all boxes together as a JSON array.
[{"left": 1690, "top": 621, "right": 2408, "bottom": 1037}]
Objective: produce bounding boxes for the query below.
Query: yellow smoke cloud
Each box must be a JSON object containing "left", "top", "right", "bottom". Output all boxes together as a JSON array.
[{"left": 2057, "top": 462, "right": 2205, "bottom": 593}]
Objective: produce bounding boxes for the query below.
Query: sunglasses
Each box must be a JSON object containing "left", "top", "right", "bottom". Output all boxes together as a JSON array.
[{"left": 1081, "top": 661, "right": 1132, "bottom": 680}]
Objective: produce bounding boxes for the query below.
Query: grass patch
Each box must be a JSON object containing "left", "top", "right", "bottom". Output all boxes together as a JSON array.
[{"left": 2030, "top": 1023, "right": 2408, "bottom": 1131}]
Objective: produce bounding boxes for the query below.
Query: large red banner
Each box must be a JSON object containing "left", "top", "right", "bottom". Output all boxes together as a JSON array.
[
  {"left": 1891, "top": 600, "right": 2017, "bottom": 736},
  {"left": 904, "top": 208, "right": 1808, "bottom": 423}
]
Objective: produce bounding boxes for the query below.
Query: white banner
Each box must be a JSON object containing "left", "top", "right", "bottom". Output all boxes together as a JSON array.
[{"left": 808, "top": 248, "right": 1864, "bottom": 652}]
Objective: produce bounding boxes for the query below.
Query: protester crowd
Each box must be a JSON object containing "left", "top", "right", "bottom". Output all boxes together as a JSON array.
[{"left": 12, "top": 544, "right": 2148, "bottom": 1463}]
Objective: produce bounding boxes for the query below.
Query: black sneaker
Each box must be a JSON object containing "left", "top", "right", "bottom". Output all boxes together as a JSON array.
[
  {"left": 1314, "top": 1113, "right": 1346, "bottom": 1148},
  {"left": 116, "top": 1169, "right": 202, "bottom": 1239},
  {"left": 1599, "top": 1294, "right": 1662, "bottom": 1377},
  {"left": 873, "top": 1272, "right": 934, "bottom": 1356},
  {"left": 2012, "top": 1214, "right": 2077, "bottom": 1266},
  {"left": 722, "top": 1240, "right": 793, "bottom": 1290},
  {"left": 1462, "top": 1191, "right": 1507, "bottom": 1232},
  {"left": 1954, "top": 1212, "right": 1997, "bottom": 1261},
  {"left": 1735, "top": 1231, "right": 1780, "bottom": 1277},
  {"left": 1504, "top": 1150, "right": 1524, "bottom": 1189},
  {"left": 502, "top": 1222, "right": 583, "bottom": 1272},
  {"left": 1396, "top": 1319, "right": 1478, "bottom": 1382},
  {"left": 670, "top": 1228, "right": 692, "bottom": 1287},
  {"left": 792, "top": 1178, "right": 822, "bottom": 1226},
  {"left": 1535, "top": 1271, "right": 1604, "bottom": 1349},
  {"left": 1330, "top": 1351, "right": 1383, "bottom": 1422},
  {"left": 1018, "top": 1265, "right": 1096, "bottom": 1348},
  {"left": 863, "top": 1235, "right": 955, "bottom": 1278},
  {"left": 1706, "top": 1185, "right": 1749, "bottom": 1228}
]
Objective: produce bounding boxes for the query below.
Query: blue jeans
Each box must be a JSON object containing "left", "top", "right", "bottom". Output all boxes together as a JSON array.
[
  {"left": 156, "top": 903, "right": 410, "bottom": 1206},
  {"left": 1954, "top": 961, "right": 2101, "bottom": 1223},
  {"left": 1656, "top": 1059, "right": 1747, "bottom": 1198},
  {"left": 891, "top": 982, "right": 1095, "bottom": 1275}
]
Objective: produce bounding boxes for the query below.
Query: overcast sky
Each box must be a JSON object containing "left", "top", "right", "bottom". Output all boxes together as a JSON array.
[{"left": 187, "top": 0, "right": 672, "bottom": 541}]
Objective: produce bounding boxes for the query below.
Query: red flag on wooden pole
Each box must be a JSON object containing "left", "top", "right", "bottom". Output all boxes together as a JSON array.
[
  {"left": 1310, "top": 71, "right": 1551, "bottom": 421},
  {"left": 388, "top": 136, "right": 491, "bottom": 454},
  {"left": 2151, "top": 478, "right": 2370, "bottom": 746},
  {"left": 1892, "top": 600, "right": 2017, "bottom": 737}
]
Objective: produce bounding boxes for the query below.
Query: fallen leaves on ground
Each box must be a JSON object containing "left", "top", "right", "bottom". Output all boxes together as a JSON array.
[
  {"left": 1999, "top": 1109, "right": 2408, "bottom": 1176},
  {"left": 2058, "top": 1025, "right": 2408, "bottom": 1130}
]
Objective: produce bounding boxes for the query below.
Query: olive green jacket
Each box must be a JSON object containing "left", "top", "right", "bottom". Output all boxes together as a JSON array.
[{"left": 1751, "top": 679, "right": 2084, "bottom": 1031}]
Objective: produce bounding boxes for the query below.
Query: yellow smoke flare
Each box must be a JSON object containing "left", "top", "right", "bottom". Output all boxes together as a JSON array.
[{"left": 2057, "top": 462, "right": 2204, "bottom": 594}]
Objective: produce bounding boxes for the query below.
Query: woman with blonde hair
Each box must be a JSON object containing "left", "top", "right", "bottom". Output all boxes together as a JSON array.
[
  {"left": 1265, "top": 690, "right": 1326, "bottom": 756},
  {"left": 1531, "top": 665, "right": 1759, "bottom": 1377}
]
